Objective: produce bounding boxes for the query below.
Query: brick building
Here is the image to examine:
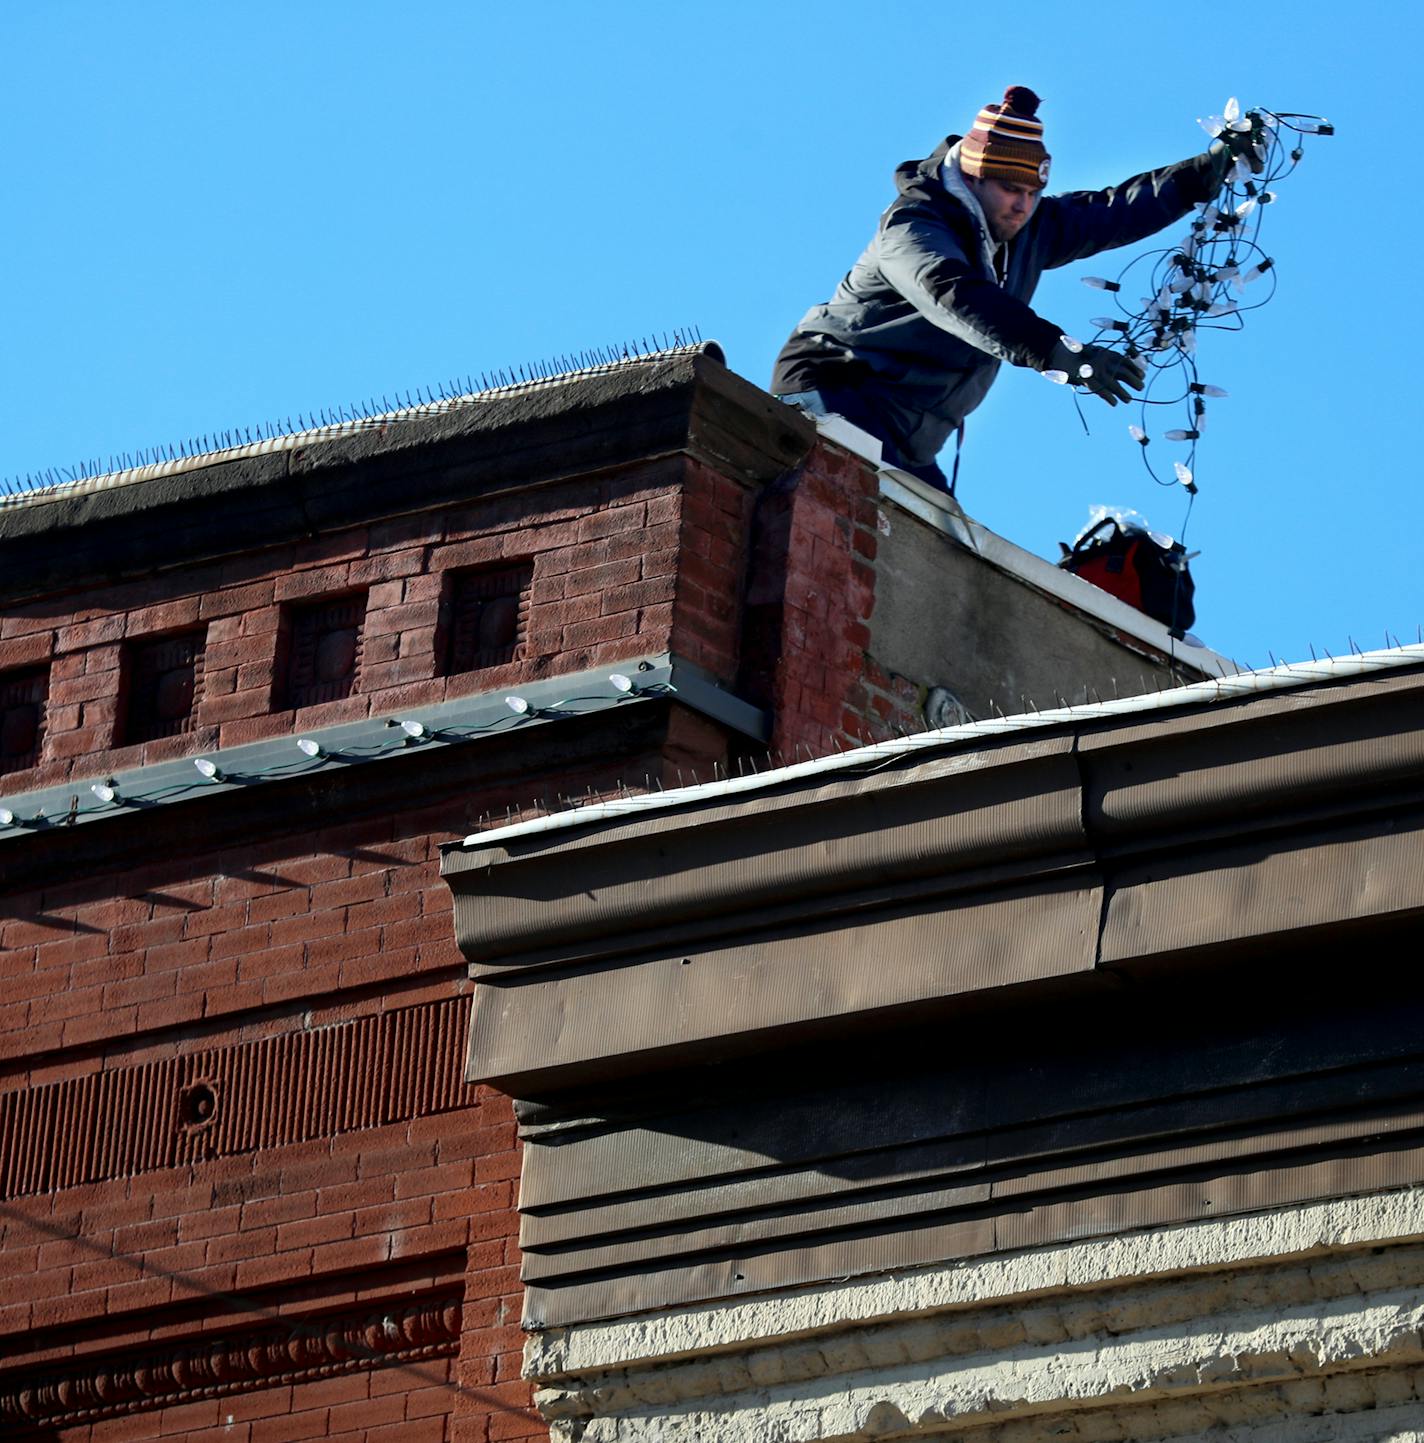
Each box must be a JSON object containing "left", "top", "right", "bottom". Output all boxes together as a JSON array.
[
  {"left": 0, "top": 345, "right": 1219, "bottom": 1441},
  {"left": 455, "top": 643, "right": 1424, "bottom": 1441}
]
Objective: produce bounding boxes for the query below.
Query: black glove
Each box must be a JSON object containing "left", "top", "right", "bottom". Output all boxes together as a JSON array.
[
  {"left": 1047, "top": 341, "right": 1145, "bottom": 408},
  {"left": 1210, "top": 120, "right": 1265, "bottom": 176}
]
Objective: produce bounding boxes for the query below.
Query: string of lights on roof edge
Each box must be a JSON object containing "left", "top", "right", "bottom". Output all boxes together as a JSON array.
[{"left": 0, "top": 672, "right": 665, "bottom": 835}]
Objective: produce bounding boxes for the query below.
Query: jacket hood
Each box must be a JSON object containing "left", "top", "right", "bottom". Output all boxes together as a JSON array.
[
  {"left": 895, "top": 135, "right": 999, "bottom": 277},
  {"left": 894, "top": 135, "right": 960, "bottom": 195}
]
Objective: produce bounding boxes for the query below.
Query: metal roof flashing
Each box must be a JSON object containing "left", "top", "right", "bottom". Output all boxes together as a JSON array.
[
  {"left": 0, "top": 654, "right": 764, "bottom": 847},
  {"left": 448, "top": 642, "right": 1424, "bottom": 856},
  {"left": 0, "top": 342, "right": 727, "bottom": 516}
]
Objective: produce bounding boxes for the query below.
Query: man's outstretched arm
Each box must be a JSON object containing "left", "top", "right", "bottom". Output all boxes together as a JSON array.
[{"left": 1036, "top": 149, "right": 1231, "bottom": 269}]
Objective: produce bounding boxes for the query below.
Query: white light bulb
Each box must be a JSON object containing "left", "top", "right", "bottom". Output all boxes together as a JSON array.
[
  {"left": 1058, "top": 334, "right": 1084, "bottom": 353},
  {"left": 1164, "top": 429, "right": 1201, "bottom": 442},
  {"left": 1223, "top": 98, "right": 1253, "bottom": 134},
  {"left": 1235, "top": 197, "right": 1258, "bottom": 220},
  {"left": 193, "top": 758, "right": 221, "bottom": 780},
  {"left": 1169, "top": 272, "right": 1193, "bottom": 294},
  {"left": 1043, "top": 370, "right": 1069, "bottom": 385},
  {"left": 504, "top": 695, "right": 531, "bottom": 715},
  {"left": 296, "top": 738, "right": 323, "bottom": 758},
  {"left": 91, "top": 781, "right": 118, "bottom": 804},
  {"left": 1191, "top": 383, "right": 1229, "bottom": 398},
  {"left": 1090, "top": 317, "right": 1128, "bottom": 332},
  {"left": 1081, "top": 277, "right": 1120, "bottom": 292},
  {"left": 399, "top": 719, "right": 427, "bottom": 739},
  {"left": 1174, "top": 462, "right": 1195, "bottom": 487},
  {"left": 608, "top": 673, "right": 634, "bottom": 694},
  {"left": 1177, "top": 332, "right": 1197, "bottom": 356},
  {"left": 1232, "top": 156, "right": 1253, "bottom": 185},
  {"left": 1206, "top": 301, "right": 1238, "bottom": 318},
  {"left": 1198, "top": 115, "right": 1225, "bottom": 139},
  {"left": 0, "top": 808, "right": 14, "bottom": 826},
  {"left": 1076, "top": 363, "right": 1095, "bottom": 380},
  {"left": 1241, "top": 257, "right": 1274, "bottom": 285},
  {"left": 1128, "top": 425, "right": 1149, "bottom": 445}
]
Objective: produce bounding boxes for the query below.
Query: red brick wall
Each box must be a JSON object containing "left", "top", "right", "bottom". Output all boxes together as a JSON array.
[
  {"left": 0, "top": 796, "right": 541, "bottom": 1440},
  {"left": 741, "top": 437, "right": 921, "bottom": 759},
  {"left": 0, "top": 426, "right": 915, "bottom": 1441},
  {"left": 0, "top": 458, "right": 748, "bottom": 792},
  {"left": 0, "top": 453, "right": 766, "bottom": 1442}
]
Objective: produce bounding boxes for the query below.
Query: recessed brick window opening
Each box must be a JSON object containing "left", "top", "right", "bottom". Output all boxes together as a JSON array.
[
  {"left": 281, "top": 593, "right": 367, "bottom": 709},
  {"left": 0, "top": 666, "right": 48, "bottom": 776},
  {"left": 122, "top": 631, "right": 205, "bottom": 745},
  {"left": 441, "top": 563, "right": 532, "bottom": 675}
]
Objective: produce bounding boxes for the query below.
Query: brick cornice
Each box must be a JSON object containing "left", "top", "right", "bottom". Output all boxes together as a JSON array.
[
  {"left": 0, "top": 1293, "right": 459, "bottom": 1431},
  {"left": 0, "top": 355, "right": 814, "bottom": 606}
]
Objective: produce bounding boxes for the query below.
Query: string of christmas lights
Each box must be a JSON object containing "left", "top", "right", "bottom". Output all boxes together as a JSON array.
[
  {"left": 1051, "top": 101, "right": 1333, "bottom": 507},
  {"left": 0, "top": 673, "right": 671, "bottom": 833}
]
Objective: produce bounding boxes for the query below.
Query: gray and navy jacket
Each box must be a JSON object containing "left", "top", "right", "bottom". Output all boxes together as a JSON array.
[{"left": 772, "top": 136, "right": 1229, "bottom": 469}]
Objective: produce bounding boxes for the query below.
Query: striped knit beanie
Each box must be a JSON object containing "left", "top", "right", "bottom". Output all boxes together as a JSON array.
[{"left": 960, "top": 86, "right": 1051, "bottom": 188}]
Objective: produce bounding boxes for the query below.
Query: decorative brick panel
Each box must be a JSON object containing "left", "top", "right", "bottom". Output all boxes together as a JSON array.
[
  {"left": 121, "top": 629, "right": 205, "bottom": 744},
  {"left": 441, "top": 564, "right": 532, "bottom": 676},
  {"left": 279, "top": 592, "right": 367, "bottom": 709},
  {"left": 0, "top": 997, "right": 471, "bottom": 1197},
  {"left": 0, "top": 666, "right": 47, "bottom": 775}
]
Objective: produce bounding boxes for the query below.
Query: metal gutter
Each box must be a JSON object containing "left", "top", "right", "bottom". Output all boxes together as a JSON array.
[
  {"left": 457, "top": 641, "right": 1424, "bottom": 849},
  {"left": 0, "top": 653, "right": 764, "bottom": 840}
]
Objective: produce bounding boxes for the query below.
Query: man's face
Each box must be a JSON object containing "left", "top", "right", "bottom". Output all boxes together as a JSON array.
[{"left": 968, "top": 176, "right": 1043, "bottom": 243}]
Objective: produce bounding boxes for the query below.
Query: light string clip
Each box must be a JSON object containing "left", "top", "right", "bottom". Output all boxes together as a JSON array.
[{"left": 0, "top": 671, "right": 672, "bottom": 833}]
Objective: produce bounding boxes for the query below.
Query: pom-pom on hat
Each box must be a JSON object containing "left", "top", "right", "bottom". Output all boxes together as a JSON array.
[{"left": 960, "top": 86, "right": 1051, "bottom": 188}]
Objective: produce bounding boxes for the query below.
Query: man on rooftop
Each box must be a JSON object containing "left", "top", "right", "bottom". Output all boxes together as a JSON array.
[{"left": 771, "top": 86, "right": 1250, "bottom": 493}]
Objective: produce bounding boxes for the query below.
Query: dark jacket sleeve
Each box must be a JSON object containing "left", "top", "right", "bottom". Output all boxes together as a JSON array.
[
  {"left": 1035, "top": 149, "right": 1229, "bottom": 270},
  {"left": 878, "top": 204, "right": 1064, "bottom": 370}
]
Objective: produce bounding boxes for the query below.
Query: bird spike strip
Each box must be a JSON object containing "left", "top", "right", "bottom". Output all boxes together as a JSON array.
[
  {"left": 0, "top": 327, "right": 705, "bottom": 502},
  {"left": 1067, "top": 104, "right": 1332, "bottom": 505}
]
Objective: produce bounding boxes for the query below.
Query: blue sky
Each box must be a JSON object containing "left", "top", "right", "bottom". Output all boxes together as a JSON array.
[{"left": 1, "top": 2, "right": 1414, "bottom": 665}]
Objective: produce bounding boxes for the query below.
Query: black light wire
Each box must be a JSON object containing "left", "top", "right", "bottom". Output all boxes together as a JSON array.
[{"left": 1058, "top": 105, "right": 1332, "bottom": 654}]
